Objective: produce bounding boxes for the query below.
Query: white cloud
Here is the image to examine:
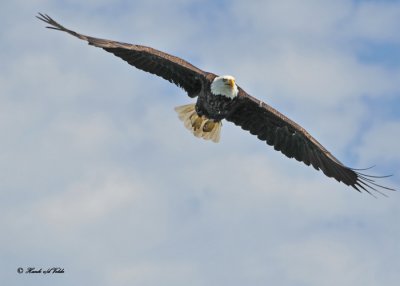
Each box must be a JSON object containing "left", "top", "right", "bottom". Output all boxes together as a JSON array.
[
  {"left": 273, "top": 237, "right": 380, "bottom": 286},
  {"left": 232, "top": 0, "right": 351, "bottom": 37},
  {"left": 107, "top": 260, "right": 200, "bottom": 286},
  {"left": 36, "top": 171, "right": 143, "bottom": 228},
  {"left": 356, "top": 120, "right": 400, "bottom": 164},
  {"left": 349, "top": 1, "right": 400, "bottom": 42}
]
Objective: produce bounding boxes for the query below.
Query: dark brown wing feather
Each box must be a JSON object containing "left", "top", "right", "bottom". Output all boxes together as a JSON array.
[
  {"left": 37, "top": 13, "right": 207, "bottom": 97},
  {"left": 227, "top": 88, "right": 396, "bottom": 196}
]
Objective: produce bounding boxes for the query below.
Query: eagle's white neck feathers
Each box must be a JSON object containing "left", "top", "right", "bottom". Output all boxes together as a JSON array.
[{"left": 210, "top": 75, "right": 238, "bottom": 99}]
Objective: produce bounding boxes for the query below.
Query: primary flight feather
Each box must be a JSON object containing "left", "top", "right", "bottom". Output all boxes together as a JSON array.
[{"left": 37, "top": 13, "right": 396, "bottom": 196}]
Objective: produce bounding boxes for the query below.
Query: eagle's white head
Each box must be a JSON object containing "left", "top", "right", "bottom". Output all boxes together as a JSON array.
[{"left": 210, "top": 75, "right": 238, "bottom": 99}]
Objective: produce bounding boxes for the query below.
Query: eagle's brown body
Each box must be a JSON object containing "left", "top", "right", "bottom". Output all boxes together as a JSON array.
[{"left": 195, "top": 74, "right": 239, "bottom": 121}]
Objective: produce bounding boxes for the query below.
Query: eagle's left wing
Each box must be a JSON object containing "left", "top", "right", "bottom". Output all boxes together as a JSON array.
[
  {"left": 37, "top": 13, "right": 208, "bottom": 98},
  {"left": 226, "top": 88, "right": 395, "bottom": 196}
]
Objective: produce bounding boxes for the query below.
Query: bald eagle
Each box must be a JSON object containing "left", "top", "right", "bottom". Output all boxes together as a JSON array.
[{"left": 37, "top": 13, "right": 395, "bottom": 196}]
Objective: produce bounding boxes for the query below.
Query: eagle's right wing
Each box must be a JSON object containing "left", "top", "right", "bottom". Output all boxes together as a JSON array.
[{"left": 37, "top": 13, "right": 208, "bottom": 98}]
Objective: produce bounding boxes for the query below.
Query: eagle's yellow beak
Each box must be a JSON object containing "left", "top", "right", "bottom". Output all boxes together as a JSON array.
[{"left": 227, "top": 78, "right": 235, "bottom": 88}]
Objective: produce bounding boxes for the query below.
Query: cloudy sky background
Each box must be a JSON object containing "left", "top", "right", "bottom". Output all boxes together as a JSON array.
[{"left": 1, "top": 0, "right": 399, "bottom": 285}]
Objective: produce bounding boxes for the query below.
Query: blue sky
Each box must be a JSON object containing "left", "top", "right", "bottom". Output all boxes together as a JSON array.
[{"left": 1, "top": 0, "right": 399, "bottom": 285}]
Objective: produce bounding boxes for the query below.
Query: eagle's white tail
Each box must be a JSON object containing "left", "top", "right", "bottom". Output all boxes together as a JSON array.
[{"left": 174, "top": 104, "right": 221, "bottom": 143}]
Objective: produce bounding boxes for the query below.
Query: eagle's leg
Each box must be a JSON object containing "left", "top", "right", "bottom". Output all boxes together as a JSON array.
[{"left": 174, "top": 104, "right": 221, "bottom": 143}]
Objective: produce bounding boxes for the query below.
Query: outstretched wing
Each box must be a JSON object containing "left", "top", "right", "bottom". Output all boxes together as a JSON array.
[
  {"left": 37, "top": 13, "right": 207, "bottom": 97},
  {"left": 227, "top": 88, "right": 395, "bottom": 196}
]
